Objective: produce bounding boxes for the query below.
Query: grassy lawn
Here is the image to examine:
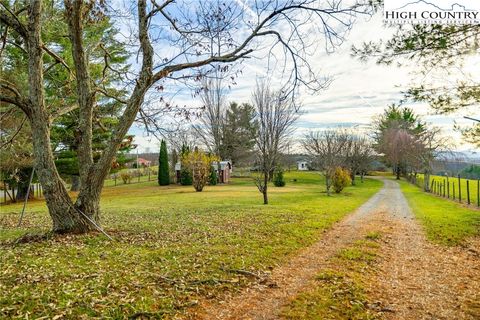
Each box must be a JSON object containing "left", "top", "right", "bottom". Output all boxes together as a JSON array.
[
  {"left": 398, "top": 179, "right": 480, "bottom": 246},
  {"left": 0, "top": 172, "right": 382, "bottom": 319}
]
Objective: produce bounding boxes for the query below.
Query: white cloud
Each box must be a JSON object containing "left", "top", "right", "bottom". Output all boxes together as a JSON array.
[{"left": 128, "top": 8, "right": 479, "bottom": 151}]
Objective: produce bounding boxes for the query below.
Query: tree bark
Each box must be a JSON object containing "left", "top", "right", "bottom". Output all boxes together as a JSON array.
[
  {"left": 263, "top": 171, "right": 268, "bottom": 205},
  {"left": 424, "top": 172, "right": 431, "bottom": 192},
  {"left": 326, "top": 174, "right": 331, "bottom": 196},
  {"left": 27, "top": 0, "right": 93, "bottom": 234},
  {"left": 15, "top": 168, "right": 34, "bottom": 201},
  {"left": 16, "top": 185, "right": 33, "bottom": 201},
  {"left": 65, "top": 0, "right": 95, "bottom": 189},
  {"left": 30, "top": 113, "right": 93, "bottom": 233}
]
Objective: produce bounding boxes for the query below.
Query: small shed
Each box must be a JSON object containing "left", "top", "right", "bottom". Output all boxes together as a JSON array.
[
  {"left": 174, "top": 162, "right": 182, "bottom": 183},
  {"left": 174, "top": 161, "right": 233, "bottom": 184},
  {"left": 297, "top": 160, "right": 308, "bottom": 171},
  {"left": 212, "top": 161, "right": 232, "bottom": 183}
]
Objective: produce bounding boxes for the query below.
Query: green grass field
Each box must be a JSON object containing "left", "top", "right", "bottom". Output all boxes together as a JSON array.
[
  {"left": 0, "top": 172, "right": 382, "bottom": 319},
  {"left": 414, "top": 174, "right": 480, "bottom": 205},
  {"left": 398, "top": 180, "right": 480, "bottom": 246}
]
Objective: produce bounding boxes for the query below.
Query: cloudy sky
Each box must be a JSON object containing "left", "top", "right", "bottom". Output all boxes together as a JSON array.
[{"left": 128, "top": 3, "right": 479, "bottom": 154}]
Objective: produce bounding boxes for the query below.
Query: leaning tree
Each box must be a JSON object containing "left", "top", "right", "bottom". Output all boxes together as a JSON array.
[{"left": 0, "top": 0, "right": 372, "bottom": 233}]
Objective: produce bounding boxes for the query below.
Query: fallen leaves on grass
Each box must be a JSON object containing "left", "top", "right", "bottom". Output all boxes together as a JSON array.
[{"left": 280, "top": 233, "right": 384, "bottom": 320}]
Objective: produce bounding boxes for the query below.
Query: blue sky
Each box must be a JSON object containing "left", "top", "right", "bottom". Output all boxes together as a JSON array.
[{"left": 124, "top": 3, "right": 479, "bottom": 154}]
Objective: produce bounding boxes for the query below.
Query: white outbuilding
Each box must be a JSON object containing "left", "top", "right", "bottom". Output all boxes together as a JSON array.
[{"left": 297, "top": 161, "right": 308, "bottom": 171}]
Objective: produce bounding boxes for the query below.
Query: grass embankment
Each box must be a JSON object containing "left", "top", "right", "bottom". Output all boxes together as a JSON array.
[
  {"left": 0, "top": 172, "right": 382, "bottom": 319},
  {"left": 281, "top": 232, "right": 383, "bottom": 320},
  {"left": 398, "top": 180, "right": 480, "bottom": 246}
]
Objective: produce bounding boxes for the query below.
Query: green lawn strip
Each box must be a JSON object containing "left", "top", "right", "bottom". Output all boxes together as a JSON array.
[
  {"left": 0, "top": 172, "right": 382, "bottom": 319},
  {"left": 280, "top": 233, "right": 383, "bottom": 320},
  {"left": 398, "top": 179, "right": 480, "bottom": 246}
]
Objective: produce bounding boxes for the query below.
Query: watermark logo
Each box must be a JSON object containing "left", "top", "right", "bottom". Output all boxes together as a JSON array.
[{"left": 384, "top": 0, "right": 480, "bottom": 24}]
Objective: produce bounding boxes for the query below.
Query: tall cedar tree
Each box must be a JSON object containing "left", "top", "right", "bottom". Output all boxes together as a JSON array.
[{"left": 158, "top": 140, "right": 170, "bottom": 185}]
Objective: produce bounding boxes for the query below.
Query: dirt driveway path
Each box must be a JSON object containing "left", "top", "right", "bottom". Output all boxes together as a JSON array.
[{"left": 187, "top": 179, "right": 480, "bottom": 320}]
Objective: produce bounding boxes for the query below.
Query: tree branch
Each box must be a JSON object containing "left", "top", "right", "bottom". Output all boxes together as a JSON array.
[
  {"left": 0, "top": 4, "right": 28, "bottom": 39},
  {"left": 0, "top": 81, "right": 32, "bottom": 117}
]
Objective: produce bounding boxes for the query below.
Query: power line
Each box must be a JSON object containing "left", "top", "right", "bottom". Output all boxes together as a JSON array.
[{"left": 464, "top": 116, "right": 480, "bottom": 122}]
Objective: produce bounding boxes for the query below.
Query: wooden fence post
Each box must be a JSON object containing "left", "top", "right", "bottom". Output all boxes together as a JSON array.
[
  {"left": 458, "top": 175, "right": 462, "bottom": 203},
  {"left": 453, "top": 183, "right": 456, "bottom": 200},
  {"left": 466, "top": 180, "right": 470, "bottom": 205},
  {"left": 443, "top": 180, "right": 446, "bottom": 197},
  {"left": 430, "top": 179, "right": 435, "bottom": 193},
  {"left": 477, "top": 179, "right": 479, "bottom": 208},
  {"left": 447, "top": 182, "right": 450, "bottom": 199}
]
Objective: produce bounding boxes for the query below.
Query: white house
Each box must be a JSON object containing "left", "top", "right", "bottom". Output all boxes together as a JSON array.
[{"left": 297, "top": 161, "right": 308, "bottom": 171}]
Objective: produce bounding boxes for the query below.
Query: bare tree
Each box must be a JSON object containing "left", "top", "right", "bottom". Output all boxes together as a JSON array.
[
  {"left": 192, "top": 77, "right": 226, "bottom": 155},
  {"left": 345, "top": 134, "right": 375, "bottom": 185},
  {"left": 303, "top": 130, "right": 350, "bottom": 195},
  {"left": 404, "top": 128, "right": 450, "bottom": 191},
  {"left": 252, "top": 80, "right": 298, "bottom": 204},
  {"left": 0, "top": 0, "right": 372, "bottom": 233},
  {"left": 377, "top": 127, "right": 414, "bottom": 180},
  {"left": 165, "top": 125, "right": 197, "bottom": 153}
]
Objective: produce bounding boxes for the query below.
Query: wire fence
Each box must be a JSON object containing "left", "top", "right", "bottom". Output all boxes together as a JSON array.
[
  {"left": 0, "top": 168, "right": 158, "bottom": 205},
  {"left": 408, "top": 174, "right": 480, "bottom": 208}
]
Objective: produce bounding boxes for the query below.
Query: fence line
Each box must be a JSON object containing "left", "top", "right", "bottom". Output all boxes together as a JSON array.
[
  {"left": 0, "top": 168, "right": 156, "bottom": 205},
  {"left": 408, "top": 174, "right": 480, "bottom": 208}
]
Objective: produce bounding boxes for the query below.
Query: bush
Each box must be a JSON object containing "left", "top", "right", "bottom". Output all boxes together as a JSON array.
[
  {"left": 209, "top": 166, "right": 218, "bottom": 185},
  {"left": 120, "top": 171, "right": 133, "bottom": 184},
  {"left": 273, "top": 168, "right": 286, "bottom": 187},
  {"left": 332, "top": 167, "right": 351, "bottom": 193},
  {"left": 182, "top": 149, "right": 218, "bottom": 191},
  {"left": 180, "top": 168, "right": 192, "bottom": 186},
  {"left": 460, "top": 164, "right": 480, "bottom": 179}
]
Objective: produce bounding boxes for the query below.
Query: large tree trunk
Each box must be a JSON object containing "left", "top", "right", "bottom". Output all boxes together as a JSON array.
[
  {"left": 27, "top": 0, "right": 93, "bottom": 234},
  {"left": 30, "top": 116, "right": 93, "bottom": 233},
  {"left": 15, "top": 167, "right": 34, "bottom": 201}
]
